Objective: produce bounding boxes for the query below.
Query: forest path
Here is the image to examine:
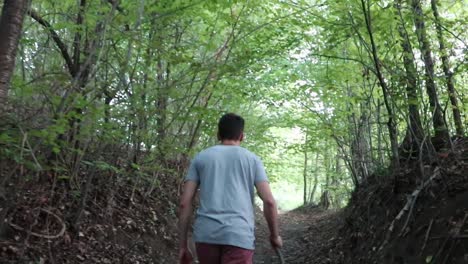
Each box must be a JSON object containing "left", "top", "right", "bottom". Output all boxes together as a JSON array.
[{"left": 254, "top": 207, "right": 343, "bottom": 264}]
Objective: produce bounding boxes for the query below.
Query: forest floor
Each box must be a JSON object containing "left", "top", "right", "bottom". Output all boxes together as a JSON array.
[{"left": 254, "top": 206, "right": 344, "bottom": 264}]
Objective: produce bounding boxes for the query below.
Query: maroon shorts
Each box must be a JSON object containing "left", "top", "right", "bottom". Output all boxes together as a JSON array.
[{"left": 195, "top": 243, "right": 254, "bottom": 264}]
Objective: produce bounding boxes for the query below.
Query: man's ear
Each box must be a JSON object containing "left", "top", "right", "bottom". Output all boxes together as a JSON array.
[{"left": 239, "top": 132, "right": 244, "bottom": 142}]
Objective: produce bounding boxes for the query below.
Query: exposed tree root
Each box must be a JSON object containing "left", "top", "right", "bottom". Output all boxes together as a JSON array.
[
  {"left": 380, "top": 167, "right": 441, "bottom": 249},
  {"left": 9, "top": 208, "right": 66, "bottom": 240}
]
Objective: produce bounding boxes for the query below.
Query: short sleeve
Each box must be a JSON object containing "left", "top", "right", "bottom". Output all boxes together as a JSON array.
[
  {"left": 254, "top": 156, "right": 268, "bottom": 183},
  {"left": 185, "top": 158, "right": 200, "bottom": 183}
]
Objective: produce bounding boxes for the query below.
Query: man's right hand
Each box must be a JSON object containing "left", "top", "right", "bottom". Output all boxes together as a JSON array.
[
  {"left": 178, "top": 247, "right": 193, "bottom": 264},
  {"left": 270, "top": 235, "right": 283, "bottom": 248}
]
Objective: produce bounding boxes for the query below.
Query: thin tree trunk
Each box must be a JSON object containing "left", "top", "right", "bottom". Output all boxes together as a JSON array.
[
  {"left": 319, "top": 166, "right": 330, "bottom": 209},
  {"left": 104, "top": 91, "right": 113, "bottom": 124},
  {"left": 360, "top": 0, "right": 400, "bottom": 169},
  {"left": 334, "top": 153, "right": 344, "bottom": 206},
  {"left": 346, "top": 82, "right": 358, "bottom": 178},
  {"left": 395, "top": 0, "right": 425, "bottom": 152},
  {"left": 376, "top": 99, "right": 384, "bottom": 166},
  {"left": 366, "top": 101, "right": 374, "bottom": 165},
  {"left": 303, "top": 131, "right": 308, "bottom": 205},
  {"left": 431, "top": 0, "right": 464, "bottom": 136},
  {"left": 308, "top": 152, "right": 320, "bottom": 203},
  {"left": 0, "top": 0, "right": 29, "bottom": 111},
  {"left": 156, "top": 58, "right": 168, "bottom": 162},
  {"left": 410, "top": 0, "right": 450, "bottom": 145},
  {"left": 358, "top": 108, "right": 370, "bottom": 179}
]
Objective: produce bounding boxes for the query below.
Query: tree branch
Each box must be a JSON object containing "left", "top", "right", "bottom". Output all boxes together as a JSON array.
[
  {"left": 72, "top": 0, "right": 87, "bottom": 76},
  {"left": 28, "top": 9, "right": 74, "bottom": 76},
  {"left": 106, "top": 0, "right": 124, "bottom": 14}
]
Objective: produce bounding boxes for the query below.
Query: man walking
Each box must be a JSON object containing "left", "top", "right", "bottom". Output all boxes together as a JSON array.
[{"left": 178, "top": 113, "right": 282, "bottom": 264}]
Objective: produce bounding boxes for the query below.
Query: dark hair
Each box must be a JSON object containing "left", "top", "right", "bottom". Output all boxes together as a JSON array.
[{"left": 218, "top": 113, "right": 244, "bottom": 140}]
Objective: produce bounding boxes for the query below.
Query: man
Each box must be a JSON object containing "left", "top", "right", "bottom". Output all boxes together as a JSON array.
[{"left": 178, "top": 113, "right": 282, "bottom": 264}]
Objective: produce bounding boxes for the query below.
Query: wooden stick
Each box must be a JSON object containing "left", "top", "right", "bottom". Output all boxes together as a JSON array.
[
  {"left": 430, "top": 235, "right": 468, "bottom": 240},
  {"left": 421, "top": 219, "right": 434, "bottom": 252},
  {"left": 275, "top": 247, "right": 285, "bottom": 264}
]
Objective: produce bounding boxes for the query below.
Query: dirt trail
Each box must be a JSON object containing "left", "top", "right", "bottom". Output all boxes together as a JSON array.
[{"left": 254, "top": 207, "right": 344, "bottom": 264}]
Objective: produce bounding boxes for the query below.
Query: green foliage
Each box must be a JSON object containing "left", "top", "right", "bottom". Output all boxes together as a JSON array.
[{"left": 1, "top": 0, "right": 466, "bottom": 210}]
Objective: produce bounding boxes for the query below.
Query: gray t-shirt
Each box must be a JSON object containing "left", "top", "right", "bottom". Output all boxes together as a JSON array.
[{"left": 185, "top": 145, "right": 268, "bottom": 250}]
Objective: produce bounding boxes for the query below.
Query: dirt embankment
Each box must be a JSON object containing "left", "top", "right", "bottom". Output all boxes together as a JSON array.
[
  {"left": 0, "top": 174, "right": 180, "bottom": 263},
  {"left": 338, "top": 138, "right": 468, "bottom": 264}
]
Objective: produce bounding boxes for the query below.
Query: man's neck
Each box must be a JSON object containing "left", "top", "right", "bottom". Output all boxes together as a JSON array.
[{"left": 221, "top": 140, "right": 241, "bottom": 146}]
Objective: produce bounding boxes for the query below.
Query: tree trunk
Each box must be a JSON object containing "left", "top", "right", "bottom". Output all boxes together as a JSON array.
[
  {"left": 375, "top": 99, "right": 385, "bottom": 166},
  {"left": 431, "top": 0, "right": 464, "bottom": 136},
  {"left": 156, "top": 58, "right": 168, "bottom": 162},
  {"left": 308, "top": 152, "right": 320, "bottom": 203},
  {"left": 395, "top": 0, "right": 425, "bottom": 153},
  {"left": 0, "top": 0, "right": 29, "bottom": 110},
  {"left": 303, "top": 131, "right": 308, "bottom": 205},
  {"left": 411, "top": 0, "right": 450, "bottom": 146},
  {"left": 319, "top": 190, "right": 330, "bottom": 210},
  {"left": 319, "top": 161, "right": 331, "bottom": 209}
]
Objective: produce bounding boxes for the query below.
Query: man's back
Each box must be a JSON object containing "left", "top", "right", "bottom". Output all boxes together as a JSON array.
[
  {"left": 178, "top": 113, "right": 281, "bottom": 264},
  {"left": 186, "top": 145, "right": 268, "bottom": 250}
]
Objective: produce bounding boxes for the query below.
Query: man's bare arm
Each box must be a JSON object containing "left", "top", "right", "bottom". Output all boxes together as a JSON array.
[
  {"left": 255, "top": 181, "right": 282, "bottom": 247},
  {"left": 178, "top": 180, "right": 198, "bottom": 248}
]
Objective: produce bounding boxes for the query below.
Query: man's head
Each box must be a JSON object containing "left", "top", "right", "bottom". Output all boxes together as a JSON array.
[{"left": 217, "top": 113, "right": 244, "bottom": 142}]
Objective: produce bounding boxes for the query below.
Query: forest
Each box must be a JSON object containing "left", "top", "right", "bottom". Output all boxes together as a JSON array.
[{"left": 0, "top": 0, "right": 466, "bottom": 263}]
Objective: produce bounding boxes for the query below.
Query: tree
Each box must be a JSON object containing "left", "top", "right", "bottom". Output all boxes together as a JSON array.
[
  {"left": 410, "top": 0, "right": 450, "bottom": 146},
  {"left": 303, "top": 130, "right": 309, "bottom": 205},
  {"left": 360, "top": 0, "right": 400, "bottom": 169},
  {"left": 395, "top": 0, "right": 425, "bottom": 153},
  {"left": 431, "top": 0, "right": 464, "bottom": 136},
  {"left": 0, "top": 0, "right": 29, "bottom": 111}
]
